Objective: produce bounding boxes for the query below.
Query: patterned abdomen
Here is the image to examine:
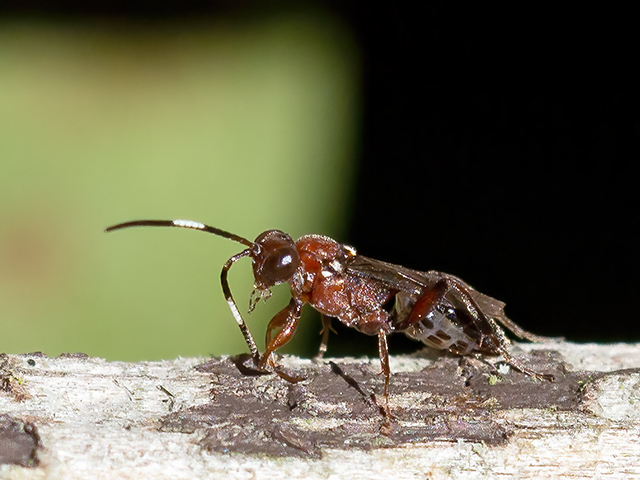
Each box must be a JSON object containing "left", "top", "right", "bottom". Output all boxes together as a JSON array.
[{"left": 393, "top": 292, "right": 482, "bottom": 355}]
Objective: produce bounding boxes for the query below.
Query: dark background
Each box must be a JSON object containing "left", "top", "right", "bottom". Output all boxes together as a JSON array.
[
  {"left": 4, "top": 1, "right": 638, "bottom": 356},
  {"left": 344, "top": 4, "right": 639, "bottom": 353}
]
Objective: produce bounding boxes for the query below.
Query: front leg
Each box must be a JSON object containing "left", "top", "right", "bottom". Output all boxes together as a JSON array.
[{"left": 258, "top": 298, "right": 303, "bottom": 370}]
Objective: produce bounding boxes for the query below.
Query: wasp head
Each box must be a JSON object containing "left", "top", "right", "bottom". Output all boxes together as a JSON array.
[{"left": 251, "top": 229, "right": 300, "bottom": 291}]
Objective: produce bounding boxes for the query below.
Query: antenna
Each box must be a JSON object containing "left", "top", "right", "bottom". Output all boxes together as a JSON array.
[
  {"left": 105, "top": 219, "right": 254, "bottom": 248},
  {"left": 106, "top": 219, "right": 260, "bottom": 363}
]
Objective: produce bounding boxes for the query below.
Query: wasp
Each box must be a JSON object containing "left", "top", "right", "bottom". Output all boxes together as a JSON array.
[{"left": 106, "top": 219, "right": 554, "bottom": 414}]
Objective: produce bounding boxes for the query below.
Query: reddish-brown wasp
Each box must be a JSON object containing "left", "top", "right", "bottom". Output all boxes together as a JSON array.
[{"left": 106, "top": 219, "right": 554, "bottom": 413}]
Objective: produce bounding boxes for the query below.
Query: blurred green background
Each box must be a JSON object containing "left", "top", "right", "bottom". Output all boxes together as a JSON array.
[{"left": 0, "top": 11, "right": 359, "bottom": 360}]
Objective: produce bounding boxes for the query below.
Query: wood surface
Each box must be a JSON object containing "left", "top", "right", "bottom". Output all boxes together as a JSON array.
[{"left": 2, "top": 342, "right": 640, "bottom": 479}]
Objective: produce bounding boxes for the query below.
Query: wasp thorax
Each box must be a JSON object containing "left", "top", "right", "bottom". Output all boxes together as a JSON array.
[{"left": 252, "top": 230, "right": 300, "bottom": 288}]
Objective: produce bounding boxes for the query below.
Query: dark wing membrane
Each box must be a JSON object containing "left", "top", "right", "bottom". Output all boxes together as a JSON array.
[
  {"left": 347, "top": 255, "right": 509, "bottom": 319},
  {"left": 347, "top": 254, "right": 551, "bottom": 343},
  {"left": 345, "top": 255, "right": 443, "bottom": 294},
  {"left": 467, "top": 288, "right": 507, "bottom": 319}
]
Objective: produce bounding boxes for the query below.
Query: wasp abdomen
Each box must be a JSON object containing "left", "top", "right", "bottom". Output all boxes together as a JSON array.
[{"left": 395, "top": 291, "right": 480, "bottom": 355}]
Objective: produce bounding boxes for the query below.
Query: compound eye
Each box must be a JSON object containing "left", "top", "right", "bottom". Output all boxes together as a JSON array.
[{"left": 262, "top": 246, "right": 300, "bottom": 284}]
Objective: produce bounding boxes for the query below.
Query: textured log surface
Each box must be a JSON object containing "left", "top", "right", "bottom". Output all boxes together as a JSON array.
[{"left": 1, "top": 342, "right": 640, "bottom": 479}]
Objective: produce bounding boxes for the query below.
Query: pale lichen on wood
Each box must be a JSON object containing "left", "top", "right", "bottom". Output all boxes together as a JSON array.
[{"left": 1, "top": 343, "right": 640, "bottom": 479}]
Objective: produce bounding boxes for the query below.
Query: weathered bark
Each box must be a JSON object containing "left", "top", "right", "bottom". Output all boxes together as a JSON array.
[{"left": 1, "top": 342, "right": 640, "bottom": 479}]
